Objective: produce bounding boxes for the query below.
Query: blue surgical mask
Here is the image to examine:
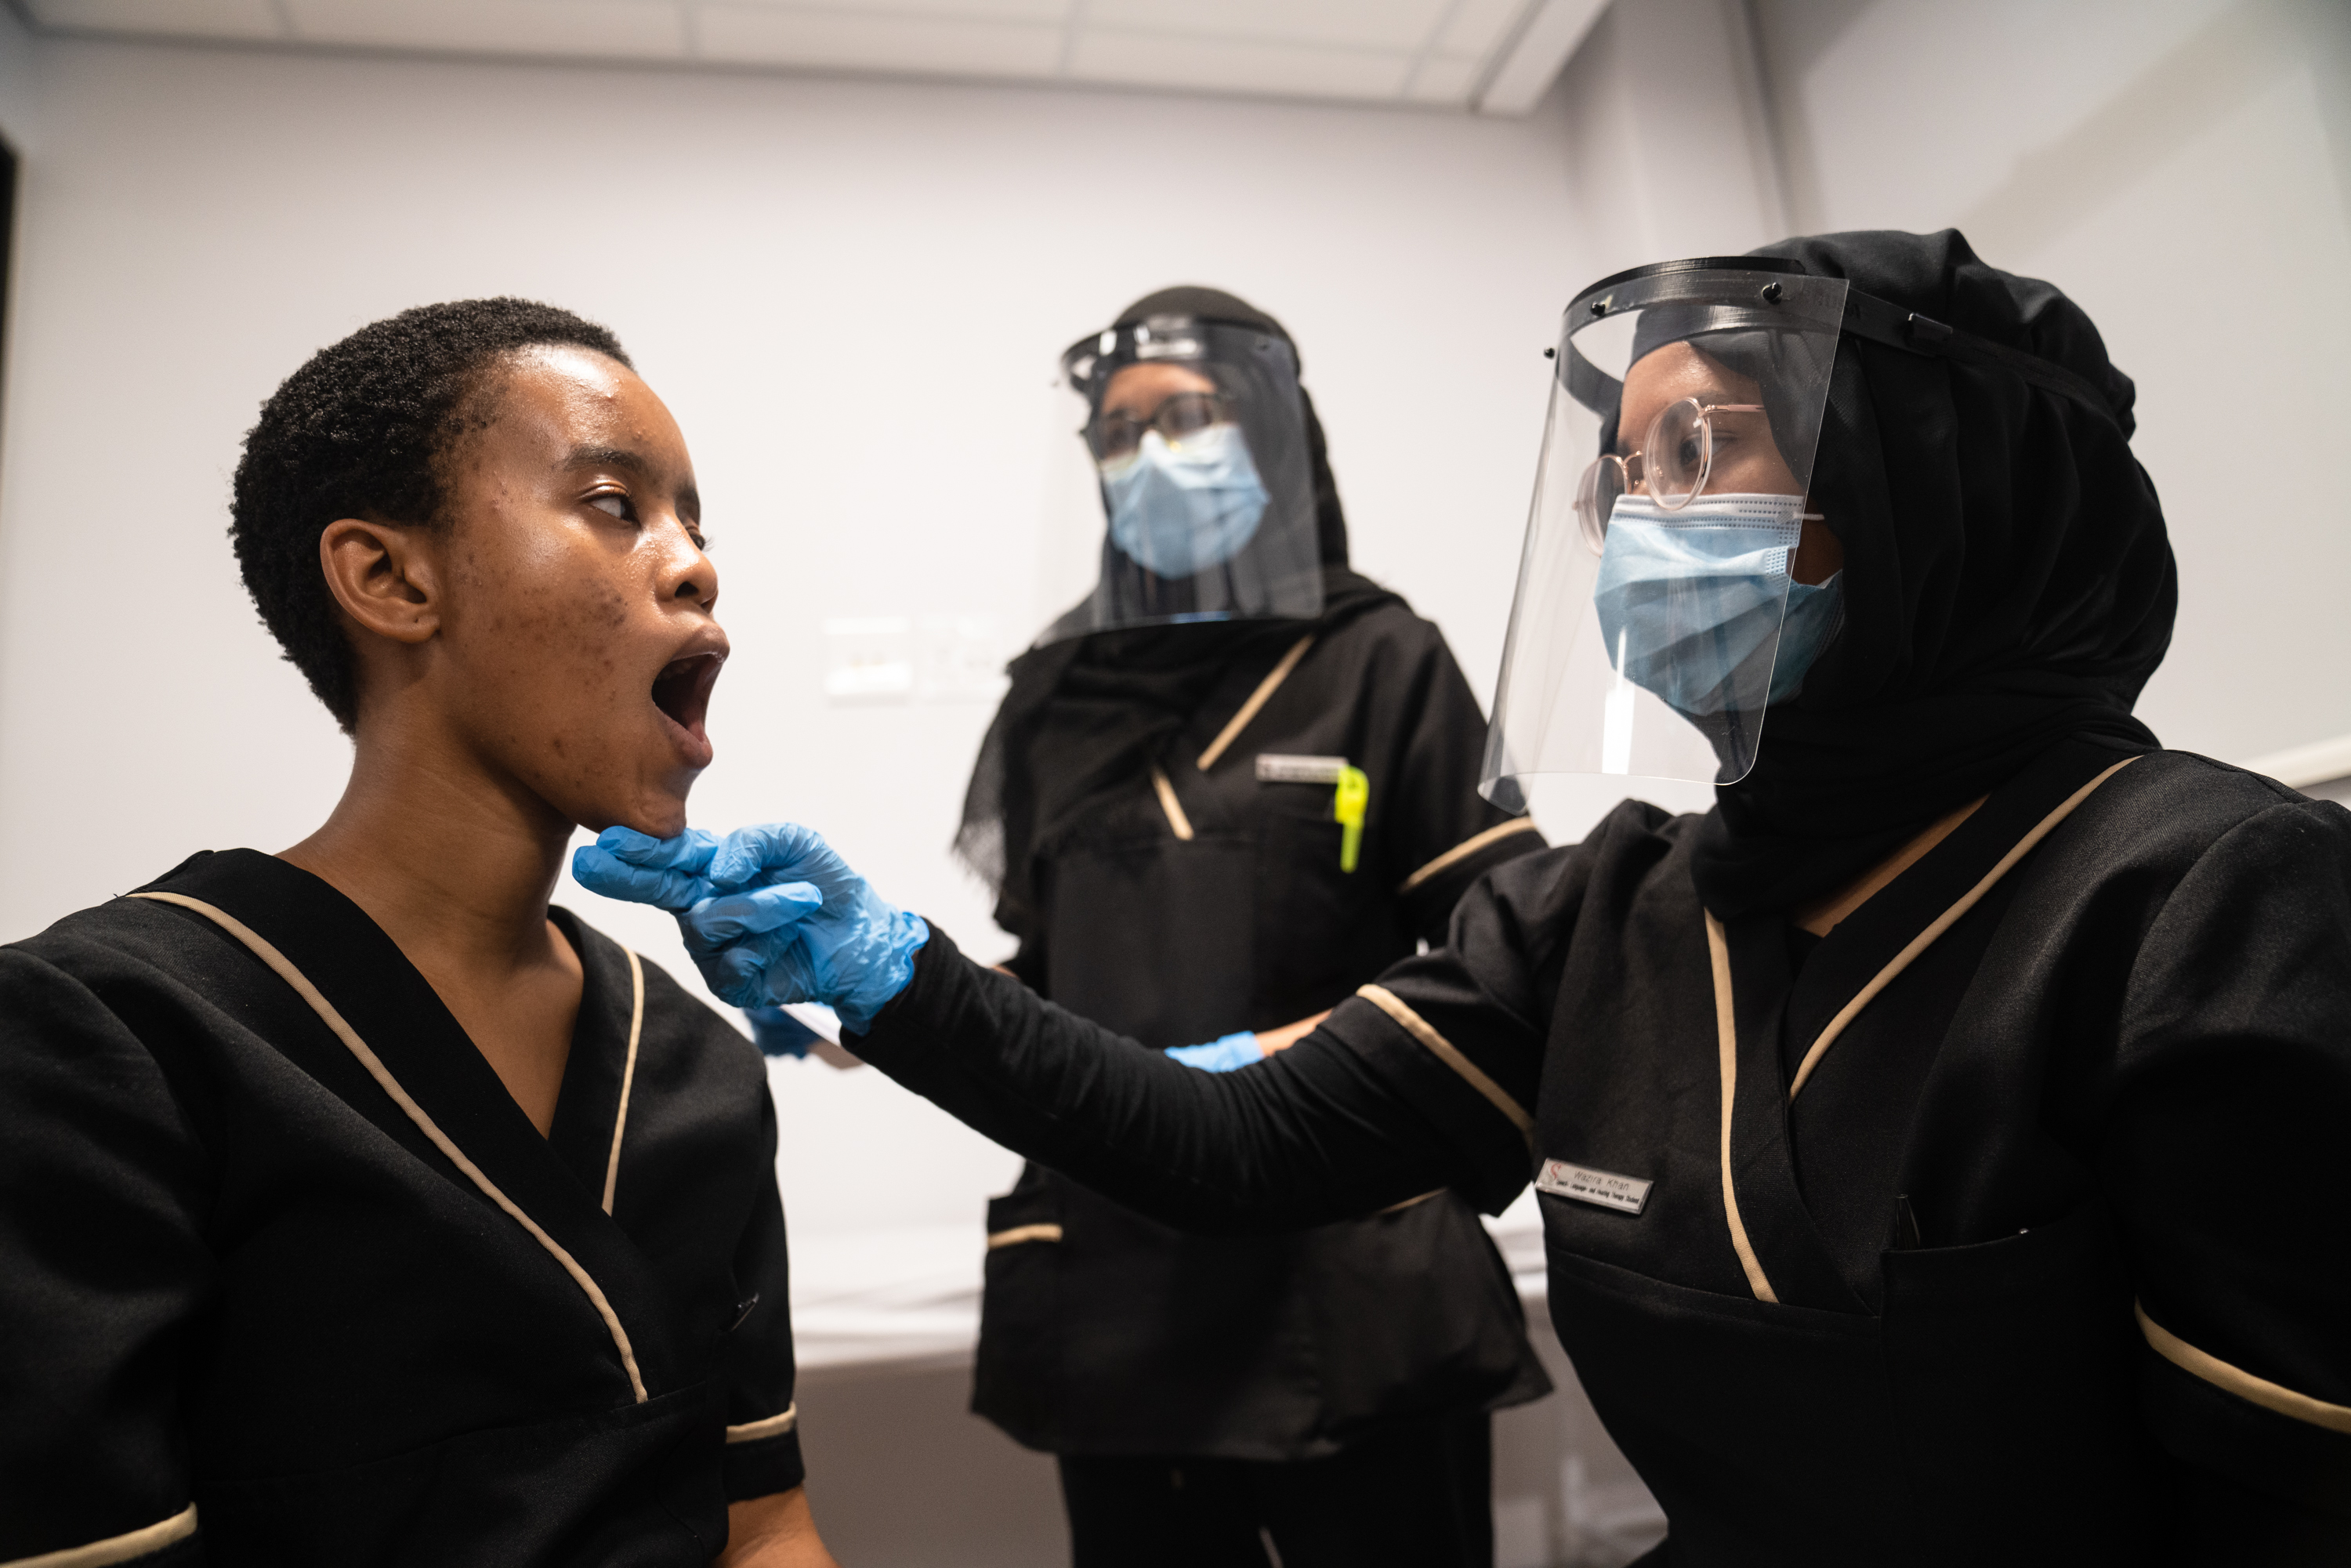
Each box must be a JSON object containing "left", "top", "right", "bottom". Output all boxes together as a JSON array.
[
  {"left": 1592, "top": 492, "right": 1843, "bottom": 716},
  {"left": 1103, "top": 423, "right": 1270, "bottom": 578}
]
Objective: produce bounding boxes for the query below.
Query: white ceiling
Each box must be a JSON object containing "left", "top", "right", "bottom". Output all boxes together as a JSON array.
[{"left": 14, "top": 0, "right": 1609, "bottom": 114}]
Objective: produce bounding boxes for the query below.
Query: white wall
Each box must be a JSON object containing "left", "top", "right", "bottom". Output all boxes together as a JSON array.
[
  {"left": 0, "top": 31, "right": 1594, "bottom": 1235},
  {"left": 1754, "top": 0, "right": 2351, "bottom": 763}
]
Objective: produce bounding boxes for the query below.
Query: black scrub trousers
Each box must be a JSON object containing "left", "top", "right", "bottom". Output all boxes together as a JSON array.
[
  {"left": 975, "top": 603, "right": 1552, "bottom": 1566},
  {"left": 0, "top": 849, "right": 805, "bottom": 1566},
  {"left": 850, "top": 742, "right": 2351, "bottom": 1566}
]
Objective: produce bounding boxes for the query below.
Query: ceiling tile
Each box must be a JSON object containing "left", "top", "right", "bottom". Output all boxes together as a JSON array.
[
  {"left": 708, "top": 0, "right": 1072, "bottom": 19},
  {"left": 1433, "top": 0, "right": 1528, "bottom": 60},
  {"left": 1070, "top": 30, "right": 1414, "bottom": 100},
  {"left": 27, "top": 0, "right": 285, "bottom": 38},
  {"left": 1402, "top": 53, "right": 1479, "bottom": 106},
  {"left": 1476, "top": 0, "right": 1602, "bottom": 113},
  {"left": 284, "top": 0, "right": 688, "bottom": 58},
  {"left": 697, "top": 6, "right": 1064, "bottom": 76},
  {"left": 1082, "top": 0, "right": 1447, "bottom": 53}
]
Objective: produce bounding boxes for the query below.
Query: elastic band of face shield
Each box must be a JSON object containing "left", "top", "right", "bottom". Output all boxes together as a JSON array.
[{"left": 1558, "top": 256, "right": 2123, "bottom": 431}]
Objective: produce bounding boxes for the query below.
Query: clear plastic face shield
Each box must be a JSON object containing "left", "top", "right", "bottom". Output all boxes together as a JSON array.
[
  {"left": 1034, "top": 316, "right": 1322, "bottom": 644},
  {"left": 1481, "top": 262, "right": 1850, "bottom": 809}
]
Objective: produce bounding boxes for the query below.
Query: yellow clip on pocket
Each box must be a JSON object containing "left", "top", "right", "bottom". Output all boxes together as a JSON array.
[{"left": 1333, "top": 766, "right": 1369, "bottom": 873}]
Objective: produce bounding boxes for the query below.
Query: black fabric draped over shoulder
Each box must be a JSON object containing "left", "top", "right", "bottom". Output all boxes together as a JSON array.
[{"left": 1689, "top": 229, "right": 2178, "bottom": 918}]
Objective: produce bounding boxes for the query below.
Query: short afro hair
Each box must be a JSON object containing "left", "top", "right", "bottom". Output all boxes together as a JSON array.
[{"left": 230, "top": 298, "right": 632, "bottom": 732}]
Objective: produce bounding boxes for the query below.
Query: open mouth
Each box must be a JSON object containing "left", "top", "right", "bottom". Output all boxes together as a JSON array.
[{"left": 651, "top": 652, "right": 725, "bottom": 758}]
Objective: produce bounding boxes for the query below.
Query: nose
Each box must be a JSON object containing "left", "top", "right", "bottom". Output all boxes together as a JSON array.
[{"left": 660, "top": 517, "right": 718, "bottom": 612}]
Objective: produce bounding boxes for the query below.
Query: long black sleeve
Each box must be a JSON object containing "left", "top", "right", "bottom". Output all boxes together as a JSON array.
[{"left": 851, "top": 925, "right": 1508, "bottom": 1231}]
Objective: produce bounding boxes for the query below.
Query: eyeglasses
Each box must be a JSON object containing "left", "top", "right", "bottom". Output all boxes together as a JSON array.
[
  {"left": 1574, "top": 398, "right": 1768, "bottom": 552},
  {"left": 1086, "top": 390, "right": 1233, "bottom": 462}
]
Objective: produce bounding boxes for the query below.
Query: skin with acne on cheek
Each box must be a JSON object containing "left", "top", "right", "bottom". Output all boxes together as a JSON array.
[{"left": 426, "top": 346, "right": 726, "bottom": 840}]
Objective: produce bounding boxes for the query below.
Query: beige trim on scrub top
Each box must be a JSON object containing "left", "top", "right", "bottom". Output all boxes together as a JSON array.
[
  {"left": 2136, "top": 1304, "right": 2351, "bottom": 1435},
  {"left": 1356, "top": 983, "right": 1534, "bottom": 1150},
  {"left": 987, "top": 1223, "right": 1066, "bottom": 1249},
  {"left": 600, "top": 947, "right": 647, "bottom": 1215},
  {"left": 724, "top": 1403, "right": 800, "bottom": 1444},
  {"left": 0, "top": 1505, "right": 198, "bottom": 1568},
  {"left": 1396, "top": 818, "right": 1542, "bottom": 896},
  {"left": 1196, "top": 636, "right": 1317, "bottom": 773},
  {"left": 1149, "top": 764, "right": 1196, "bottom": 841},
  {"left": 1704, "top": 755, "right": 2139, "bottom": 1303},
  {"left": 127, "top": 891, "right": 652, "bottom": 1404}
]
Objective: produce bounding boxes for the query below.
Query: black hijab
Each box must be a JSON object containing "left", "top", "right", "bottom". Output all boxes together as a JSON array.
[
  {"left": 1686, "top": 230, "right": 2177, "bottom": 918},
  {"left": 956, "top": 287, "right": 1401, "bottom": 939}
]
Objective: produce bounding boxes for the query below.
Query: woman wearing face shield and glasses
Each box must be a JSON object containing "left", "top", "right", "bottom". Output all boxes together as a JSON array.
[
  {"left": 950, "top": 292, "right": 1553, "bottom": 1568},
  {"left": 583, "top": 234, "right": 2351, "bottom": 1565}
]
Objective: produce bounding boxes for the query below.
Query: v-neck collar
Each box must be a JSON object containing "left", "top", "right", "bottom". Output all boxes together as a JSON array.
[
  {"left": 133, "top": 849, "right": 680, "bottom": 1392},
  {"left": 1706, "top": 737, "right": 2147, "bottom": 1313},
  {"left": 1781, "top": 738, "right": 2144, "bottom": 1080}
]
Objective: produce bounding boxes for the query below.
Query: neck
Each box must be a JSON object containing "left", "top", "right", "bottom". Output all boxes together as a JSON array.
[{"left": 282, "top": 716, "right": 572, "bottom": 979}]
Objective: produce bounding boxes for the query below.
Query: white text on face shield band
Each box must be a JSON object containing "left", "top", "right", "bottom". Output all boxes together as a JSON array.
[
  {"left": 1592, "top": 492, "right": 1809, "bottom": 718},
  {"left": 1102, "top": 425, "right": 1270, "bottom": 578}
]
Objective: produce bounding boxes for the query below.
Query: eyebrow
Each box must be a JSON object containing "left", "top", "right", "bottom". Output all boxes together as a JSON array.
[{"left": 564, "top": 444, "right": 650, "bottom": 475}]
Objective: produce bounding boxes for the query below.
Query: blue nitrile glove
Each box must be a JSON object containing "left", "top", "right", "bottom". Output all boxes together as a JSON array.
[
  {"left": 574, "top": 823, "right": 925, "bottom": 1034},
  {"left": 683, "top": 824, "right": 927, "bottom": 1033},
  {"left": 744, "top": 1004, "right": 820, "bottom": 1059},
  {"left": 573, "top": 825, "right": 824, "bottom": 1006},
  {"left": 1165, "top": 1031, "right": 1263, "bottom": 1072},
  {"left": 572, "top": 826, "right": 730, "bottom": 912}
]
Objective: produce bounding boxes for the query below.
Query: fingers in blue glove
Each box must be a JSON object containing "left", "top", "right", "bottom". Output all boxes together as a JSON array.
[
  {"left": 600, "top": 825, "right": 722, "bottom": 872},
  {"left": 684, "top": 882, "right": 824, "bottom": 943},
  {"left": 573, "top": 826, "right": 724, "bottom": 909},
  {"left": 708, "top": 822, "right": 841, "bottom": 893},
  {"left": 572, "top": 841, "right": 715, "bottom": 912},
  {"left": 1165, "top": 1031, "right": 1264, "bottom": 1073}
]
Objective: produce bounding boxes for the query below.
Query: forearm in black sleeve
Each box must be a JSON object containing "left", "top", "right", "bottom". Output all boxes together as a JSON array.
[{"left": 847, "top": 924, "right": 1478, "bottom": 1233}]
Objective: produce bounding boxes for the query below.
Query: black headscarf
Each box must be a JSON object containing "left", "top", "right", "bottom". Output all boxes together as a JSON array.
[
  {"left": 1683, "top": 230, "right": 2177, "bottom": 918},
  {"left": 956, "top": 287, "right": 1400, "bottom": 938}
]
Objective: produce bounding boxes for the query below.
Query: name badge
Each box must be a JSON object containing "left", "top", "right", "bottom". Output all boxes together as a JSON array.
[
  {"left": 1256, "top": 754, "right": 1349, "bottom": 784},
  {"left": 1538, "top": 1159, "right": 1653, "bottom": 1215}
]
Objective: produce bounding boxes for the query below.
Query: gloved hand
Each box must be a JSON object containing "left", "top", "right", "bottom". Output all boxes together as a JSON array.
[
  {"left": 573, "top": 823, "right": 926, "bottom": 1035},
  {"left": 569, "top": 826, "right": 726, "bottom": 911},
  {"left": 744, "top": 1004, "right": 821, "bottom": 1059},
  {"left": 1165, "top": 1031, "right": 1265, "bottom": 1073}
]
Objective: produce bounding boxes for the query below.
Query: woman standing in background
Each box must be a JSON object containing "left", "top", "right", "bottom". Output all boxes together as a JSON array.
[{"left": 953, "top": 287, "right": 1551, "bottom": 1567}]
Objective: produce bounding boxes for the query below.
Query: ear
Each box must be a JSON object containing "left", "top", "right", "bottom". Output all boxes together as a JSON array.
[{"left": 319, "top": 519, "right": 440, "bottom": 646}]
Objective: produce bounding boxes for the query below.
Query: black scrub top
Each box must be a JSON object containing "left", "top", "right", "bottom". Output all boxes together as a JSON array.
[
  {"left": 976, "top": 603, "right": 1551, "bottom": 1460},
  {"left": 0, "top": 849, "right": 803, "bottom": 1567},
  {"left": 852, "top": 741, "right": 2351, "bottom": 1566}
]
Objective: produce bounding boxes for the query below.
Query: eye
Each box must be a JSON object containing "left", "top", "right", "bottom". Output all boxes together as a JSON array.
[{"left": 589, "top": 491, "right": 636, "bottom": 522}]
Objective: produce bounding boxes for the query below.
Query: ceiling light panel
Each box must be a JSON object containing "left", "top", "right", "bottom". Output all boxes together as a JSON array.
[
  {"left": 1080, "top": 0, "right": 1451, "bottom": 52},
  {"left": 1070, "top": 28, "right": 1415, "bottom": 100},
  {"left": 709, "top": 0, "right": 1073, "bottom": 18},
  {"left": 699, "top": 6, "right": 1064, "bottom": 76},
  {"left": 284, "top": 0, "right": 688, "bottom": 59},
  {"left": 28, "top": 0, "right": 285, "bottom": 39},
  {"left": 1434, "top": 0, "right": 1528, "bottom": 59}
]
